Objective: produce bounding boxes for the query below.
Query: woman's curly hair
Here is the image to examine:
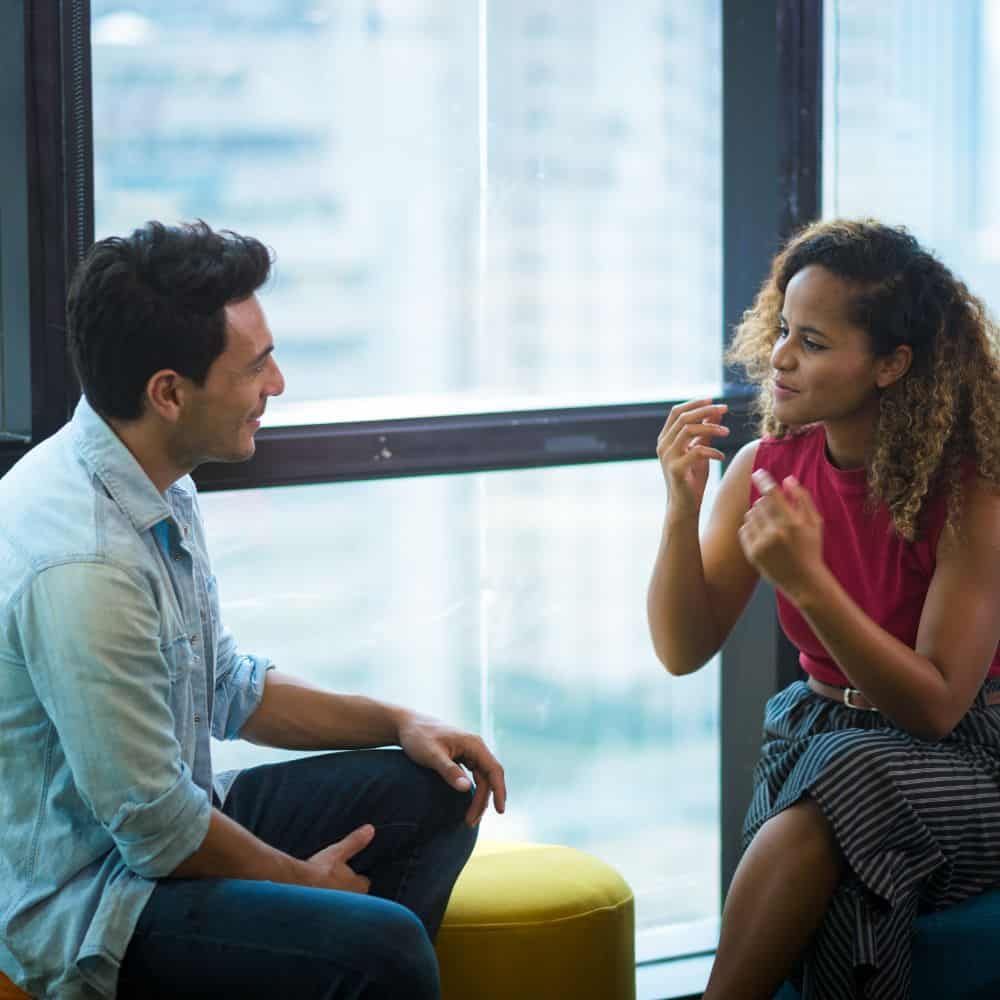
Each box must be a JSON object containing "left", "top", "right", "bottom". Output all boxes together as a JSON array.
[{"left": 726, "top": 218, "right": 1000, "bottom": 540}]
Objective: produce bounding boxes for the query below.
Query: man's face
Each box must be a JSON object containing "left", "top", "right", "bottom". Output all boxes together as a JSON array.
[{"left": 175, "top": 294, "right": 285, "bottom": 466}]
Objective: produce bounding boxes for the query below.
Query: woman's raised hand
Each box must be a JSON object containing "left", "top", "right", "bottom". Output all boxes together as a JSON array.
[{"left": 656, "top": 399, "right": 730, "bottom": 517}]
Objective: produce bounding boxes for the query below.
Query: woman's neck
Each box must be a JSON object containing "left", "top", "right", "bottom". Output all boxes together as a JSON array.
[{"left": 821, "top": 403, "right": 879, "bottom": 470}]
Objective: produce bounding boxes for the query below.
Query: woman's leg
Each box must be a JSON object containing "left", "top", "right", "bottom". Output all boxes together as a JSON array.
[
  {"left": 117, "top": 876, "right": 440, "bottom": 1000},
  {"left": 220, "top": 748, "right": 478, "bottom": 939},
  {"left": 703, "top": 799, "right": 844, "bottom": 1000}
]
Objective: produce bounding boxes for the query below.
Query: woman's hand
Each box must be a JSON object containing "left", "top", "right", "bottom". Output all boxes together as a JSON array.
[
  {"left": 739, "top": 470, "right": 826, "bottom": 604},
  {"left": 656, "top": 399, "right": 730, "bottom": 518}
]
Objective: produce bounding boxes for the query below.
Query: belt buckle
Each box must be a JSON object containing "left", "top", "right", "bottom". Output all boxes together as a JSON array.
[{"left": 843, "top": 687, "right": 874, "bottom": 711}]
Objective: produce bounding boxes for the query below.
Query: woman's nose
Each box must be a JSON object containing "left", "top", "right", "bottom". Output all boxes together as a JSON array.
[{"left": 771, "top": 336, "right": 795, "bottom": 370}]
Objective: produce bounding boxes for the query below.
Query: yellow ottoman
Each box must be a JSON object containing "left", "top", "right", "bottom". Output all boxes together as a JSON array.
[{"left": 436, "top": 841, "right": 635, "bottom": 1000}]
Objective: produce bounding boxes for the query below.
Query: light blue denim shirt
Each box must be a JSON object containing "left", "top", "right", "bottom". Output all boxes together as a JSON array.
[{"left": 0, "top": 398, "right": 272, "bottom": 999}]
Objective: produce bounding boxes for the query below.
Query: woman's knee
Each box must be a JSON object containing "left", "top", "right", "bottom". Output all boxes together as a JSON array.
[{"left": 763, "top": 798, "right": 843, "bottom": 868}]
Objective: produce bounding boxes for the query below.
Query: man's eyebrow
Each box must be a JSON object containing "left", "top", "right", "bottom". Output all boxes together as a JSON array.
[
  {"left": 247, "top": 345, "right": 275, "bottom": 368},
  {"left": 779, "top": 315, "right": 828, "bottom": 337}
]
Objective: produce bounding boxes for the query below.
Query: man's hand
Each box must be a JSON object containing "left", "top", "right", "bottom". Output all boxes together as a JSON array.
[
  {"left": 397, "top": 713, "right": 507, "bottom": 826},
  {"left": 300, "top": 824, "right": 375, "bottom": 893}
]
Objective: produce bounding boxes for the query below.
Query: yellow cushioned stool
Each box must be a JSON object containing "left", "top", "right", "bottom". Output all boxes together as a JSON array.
[{"left": 436, "top": 841, "right": 635, "bottom": 1000}]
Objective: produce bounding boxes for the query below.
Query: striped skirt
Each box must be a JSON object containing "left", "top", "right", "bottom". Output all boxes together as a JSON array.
[{"left": 742, "top": 678, "right": 1000, "bottom": 1000}]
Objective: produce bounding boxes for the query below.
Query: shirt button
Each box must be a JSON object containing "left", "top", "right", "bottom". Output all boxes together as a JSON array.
[
  {"left": 173, "top": 553, "right": 182, "bottom": 562},
  {"left": 190, "top": 634, "right": 198, "bottom": 644},
  {"left": 193, "top": 714, "right": 201, "bottom": 724}
]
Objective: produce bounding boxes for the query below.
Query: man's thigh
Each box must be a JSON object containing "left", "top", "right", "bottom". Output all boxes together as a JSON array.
[
  {"left": 220, "top": 749, "right": 471, "bottom": 867},
  {"left": 118, "top": 876, "right": 439, "bottom": 1000}
]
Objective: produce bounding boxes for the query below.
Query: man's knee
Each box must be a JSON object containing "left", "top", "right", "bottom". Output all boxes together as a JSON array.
[
  {"left": 364, "top": 902, "right": 440, "bottom": 1000},
  {"left": 381, "top": 749, "right": 477, "bottom": 829}
]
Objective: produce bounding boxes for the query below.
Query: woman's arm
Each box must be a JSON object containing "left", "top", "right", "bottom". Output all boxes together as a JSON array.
[
  {"left": 647, "top": 430, "right": 761, "bottom": 675},
  {"left": 744, "top": 474, "right": 1000, "bottom": 739}
]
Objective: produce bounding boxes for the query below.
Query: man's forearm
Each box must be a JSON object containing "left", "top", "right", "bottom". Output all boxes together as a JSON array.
[
  {"left": 239, "top": 670, "right": 412, "bottom": 750},
  {"left": 169, "top": 807, "right": 309, "bottom": 883}
]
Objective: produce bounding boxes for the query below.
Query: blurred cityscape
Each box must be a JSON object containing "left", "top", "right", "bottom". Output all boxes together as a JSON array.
[
  {"left": 90, "top": 0, "right": 998, "bottom": 940},
  {"left": 826, "top": 0, "right": 1000, "bottom": 296},
  {"left": 90, "top": 0, "right": 723, "bottom": 417}
]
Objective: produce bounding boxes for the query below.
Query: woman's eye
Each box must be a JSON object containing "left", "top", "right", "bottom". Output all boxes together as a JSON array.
[
  {"left": 777, "top": 326, "right": 789, "bottom": 338},
  {"left": 803, "top": 338, "right": 825, "bottom": 351}
]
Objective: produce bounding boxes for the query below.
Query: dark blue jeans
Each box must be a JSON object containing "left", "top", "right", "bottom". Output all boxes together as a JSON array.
[{"left": 117, "top": 749, "right": 477, "bottom": 1000}]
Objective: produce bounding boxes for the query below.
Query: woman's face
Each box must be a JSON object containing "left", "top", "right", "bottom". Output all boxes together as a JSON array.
[{"left": 770, "top": 265, "right": 889, "bottom": 428}]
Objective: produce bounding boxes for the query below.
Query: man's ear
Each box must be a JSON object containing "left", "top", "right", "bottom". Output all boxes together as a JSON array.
[
  {"left": 875, "top": 344, "right": 912, "bottom": 389},
  {"left": 145, "top": 369, "right": 187, "bottom": 422}
]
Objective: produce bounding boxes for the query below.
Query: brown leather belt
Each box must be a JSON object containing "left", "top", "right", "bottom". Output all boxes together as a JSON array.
[{"left": 807, "top": 675, "right": 1000, "bottom": 712}]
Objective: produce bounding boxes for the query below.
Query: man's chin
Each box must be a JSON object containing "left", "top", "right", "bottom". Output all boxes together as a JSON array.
[{"left": 197, "top": 441, "right": 256, "bottom": 467}]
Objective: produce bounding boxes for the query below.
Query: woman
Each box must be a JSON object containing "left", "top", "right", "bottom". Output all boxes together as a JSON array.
[{"left": 647, "top": 219, "right": 1000, "bottom": 999}]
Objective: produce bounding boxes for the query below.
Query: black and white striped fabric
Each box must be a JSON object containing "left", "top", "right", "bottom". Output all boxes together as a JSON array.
[{"left": 744, "top": 678, "right": 1000, "bottom": 999}]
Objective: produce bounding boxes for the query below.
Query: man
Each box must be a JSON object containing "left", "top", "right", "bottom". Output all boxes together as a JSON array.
[{"left": 0, "top": 221, "right": 506, "bottom": 1000}]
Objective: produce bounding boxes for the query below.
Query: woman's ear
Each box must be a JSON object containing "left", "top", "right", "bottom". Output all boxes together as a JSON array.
[{"left": 875, "top": 344, "right": 912, "bottom": 389}]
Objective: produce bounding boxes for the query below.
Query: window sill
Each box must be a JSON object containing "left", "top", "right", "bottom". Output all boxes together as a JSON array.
[{"left": 637, "top": 952, "right": 712, "bottom": 1000}]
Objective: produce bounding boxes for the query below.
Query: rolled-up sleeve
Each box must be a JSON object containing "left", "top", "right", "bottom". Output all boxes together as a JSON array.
[
  {"left": 18, "top": 561, "right": 211, "bottom": 878},
  {"left": 212, "top": 627, "right": 272, "bottom": 741}
]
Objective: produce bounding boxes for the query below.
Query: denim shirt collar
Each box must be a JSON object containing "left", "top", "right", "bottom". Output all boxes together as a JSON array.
[{"left": 70, "top": 396, "right": 182, "bottom": 534}]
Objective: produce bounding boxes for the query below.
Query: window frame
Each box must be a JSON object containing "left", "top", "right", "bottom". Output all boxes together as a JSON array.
[{"left": 6, "top": 0, "right": 823, "bottom": 980}]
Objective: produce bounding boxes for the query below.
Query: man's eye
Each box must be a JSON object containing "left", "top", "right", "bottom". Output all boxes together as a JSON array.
[
  {"left": 777, "top": 326, "right": 789, "bottom": 338},
  {"left": 803, "top": 338, "right": 825, "bottom": 351}
]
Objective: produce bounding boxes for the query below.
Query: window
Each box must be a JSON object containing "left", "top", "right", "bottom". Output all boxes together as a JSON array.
[
  {"left": 7, "top": 0, "right": 814, "bottom": 986},
  {"left": 0, "top": 0, "right": 31, "bottom": 442},
  {"left": 203, "top": 462, "right": 722, "bottom": 935},
  {"left": 91, "top": 0, "right": 727, "bottom": 943},
  {"left": 91, "top": 1, "right": 722, "bottom": 422},
  {"left": 90, "top": 0, "right": 728, "bottom": 951},
  {"left": 824, "top": 0, "right": 999, "bottom": 310}
]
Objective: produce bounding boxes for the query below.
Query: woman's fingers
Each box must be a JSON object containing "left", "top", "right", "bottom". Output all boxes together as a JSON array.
[
  {"left": 658, "top": 400, "right": 728, "bottom": 446},
  {"left": 657, "top": 405, "right": 730, "bottom": 458},
  {"left": 676, "top": 443, "right": 727, "bottom": 465},
  {"left": 751, "top": 468, "right": 778, "bottom": 494}
]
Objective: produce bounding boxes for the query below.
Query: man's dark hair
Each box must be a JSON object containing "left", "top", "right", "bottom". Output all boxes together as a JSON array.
[{"left": 66, "top": 220, "right": 272, "bottom": 420}]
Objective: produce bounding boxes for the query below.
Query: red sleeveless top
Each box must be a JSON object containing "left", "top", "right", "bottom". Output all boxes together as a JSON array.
[{"left": 750, "top": 425, "right": 1000, "bottom": 686}]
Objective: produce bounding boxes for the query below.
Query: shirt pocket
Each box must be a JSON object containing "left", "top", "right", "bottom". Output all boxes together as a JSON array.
[{"left": 161, "top": 633, "right": 196, "bottom": 682}]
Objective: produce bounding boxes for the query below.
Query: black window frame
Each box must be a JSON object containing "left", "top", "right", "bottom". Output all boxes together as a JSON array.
[{"left": 3, "top": 0, "right": 822, "bottom": 979}]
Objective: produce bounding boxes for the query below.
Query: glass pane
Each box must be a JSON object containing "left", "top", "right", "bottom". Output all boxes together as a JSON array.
[
  {"left": 824, "top": 0, "right": 999, "bottom": 309},
  {"left": 90, "top": 2, "right": 723, "bottom": 422},
  {"left": 201, "top": 458, "right": 721, "bottom": 933}
]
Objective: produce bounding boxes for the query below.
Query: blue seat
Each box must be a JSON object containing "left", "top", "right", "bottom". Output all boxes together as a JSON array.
[{"left": 774, "top": 889, "right": 1000, "bottom": 999}]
